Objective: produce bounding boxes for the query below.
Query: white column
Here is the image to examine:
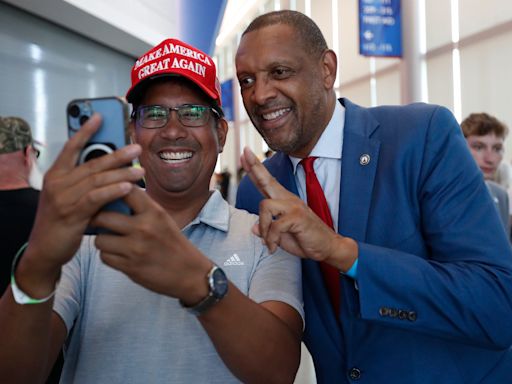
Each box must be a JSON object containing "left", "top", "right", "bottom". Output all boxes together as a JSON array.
[{"left": 400, "top": 0, "right": 427, "bottom": 104}]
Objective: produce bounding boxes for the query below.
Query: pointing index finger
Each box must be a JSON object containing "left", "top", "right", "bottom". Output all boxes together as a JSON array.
[{"left": 241, "top": 147, "right": 292, "bottom": 200}]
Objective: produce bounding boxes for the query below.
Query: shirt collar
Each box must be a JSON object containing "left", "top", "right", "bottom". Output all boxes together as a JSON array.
[
  {"left": 184, "top": 190, "right": 229, "bottom": 232},
  {"left": 289, "top": 101, "right": 345, "bottom": 173}
]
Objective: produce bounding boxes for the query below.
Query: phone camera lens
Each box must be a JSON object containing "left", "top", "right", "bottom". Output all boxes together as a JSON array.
[
  {"left": 68, "top": 104, "right": 80, "bottom": 118},
  {"left": 79, "top": 115, "right": 90, "bottom": 125}
]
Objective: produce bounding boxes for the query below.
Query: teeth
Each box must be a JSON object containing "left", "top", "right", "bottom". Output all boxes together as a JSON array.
[
  {"left": 159, "top": 151, "right": 192, "bottom": 161},
  {"left": 262, "top": 108, "right": 290, "bottom": 121}
]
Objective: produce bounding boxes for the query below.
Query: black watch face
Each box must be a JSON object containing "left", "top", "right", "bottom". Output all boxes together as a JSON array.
[{"left": 212, "top": 267, "right": 228, "bottom": 298}]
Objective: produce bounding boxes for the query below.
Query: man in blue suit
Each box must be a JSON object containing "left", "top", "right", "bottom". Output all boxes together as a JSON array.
[{"left": 235, "top": 10, "right": 512, "bottom": 383}]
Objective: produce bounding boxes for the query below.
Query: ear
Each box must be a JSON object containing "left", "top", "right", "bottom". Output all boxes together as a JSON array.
[
  {"left": 321, "top": 49, "right": 338, "bottom": 90},
  {"left": 23, "top": 146, "right": 33, "bottom": 168},
  {"left": 215, "top": 118, "right": 228, "bottom": 153}
]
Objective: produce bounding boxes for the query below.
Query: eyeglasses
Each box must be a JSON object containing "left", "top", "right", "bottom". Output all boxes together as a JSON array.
[
  {"left": 25, "top": 146, "right": 40, "bottom": 158},
  {"left": 132, "top": 104, "right": 221, "bottom": 129}
]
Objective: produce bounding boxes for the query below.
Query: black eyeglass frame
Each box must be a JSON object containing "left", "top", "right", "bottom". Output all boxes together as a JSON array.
[
  {"left": 25, "top": 145, "right": 40, "bottom": 158},
  {"left": 131, "top": 104, "right": 222, "bottom": 129}
]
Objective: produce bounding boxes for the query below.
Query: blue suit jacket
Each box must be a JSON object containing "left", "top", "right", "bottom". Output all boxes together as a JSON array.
[{"left": 236, "top": 99, "right": 512, "bottom": 383}]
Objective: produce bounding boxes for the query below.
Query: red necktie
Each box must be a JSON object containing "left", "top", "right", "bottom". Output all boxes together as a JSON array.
[{"left": 301, "top": 157, "right": 340, "bottom": 315}]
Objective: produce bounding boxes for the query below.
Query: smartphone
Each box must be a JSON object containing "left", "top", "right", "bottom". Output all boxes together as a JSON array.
[{"left": 67, "top": 96, "right": 131, "bottom": 234}]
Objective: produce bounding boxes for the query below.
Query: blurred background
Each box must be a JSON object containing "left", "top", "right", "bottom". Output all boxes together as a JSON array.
[
  {"left": 2, "top": 1, "right": 511, "bottom": 381},
  {"left": 2, "top": 0, "right": 512, "bottom": 180}
]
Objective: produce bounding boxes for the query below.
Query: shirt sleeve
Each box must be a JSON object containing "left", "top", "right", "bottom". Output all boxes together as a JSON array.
[
  {"left": 248, "top": 243, "right": 305, "bottom": 326},
  {"left": 343, "top": 258, "right": 358, "bottom": 279},
  {"left": 52, "top": 236, "right": 94, "bottom": 333}
]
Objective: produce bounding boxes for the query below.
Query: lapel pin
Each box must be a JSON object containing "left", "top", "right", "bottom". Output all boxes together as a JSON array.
[{"left": 359, "top": 154, "right": 371, "bottom": 166}]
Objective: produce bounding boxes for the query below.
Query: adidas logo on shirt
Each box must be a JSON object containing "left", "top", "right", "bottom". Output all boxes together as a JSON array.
[{"left": 224, "top": 253, "right": 244, "bottom": 266}]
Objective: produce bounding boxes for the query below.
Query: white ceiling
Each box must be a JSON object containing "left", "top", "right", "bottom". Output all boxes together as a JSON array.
[{"left": 1, "top": 0, "right": 229, "bottom": 58}]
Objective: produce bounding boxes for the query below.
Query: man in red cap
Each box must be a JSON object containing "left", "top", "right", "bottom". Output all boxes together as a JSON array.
[{"left": 0, "top": 39, "right": 303, "bottom": 383}]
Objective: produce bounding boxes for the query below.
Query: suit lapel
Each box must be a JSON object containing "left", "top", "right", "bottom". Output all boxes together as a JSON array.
[
  {"left": 266, "top": 152, "right": 298, "bottom": 195},
  {"left": 272, "top": 100, "right": 381, "bottom": 355},
  {"left": 269, "top": 153, "right": 344, "bottom": 352},
  {"left": 339, "top": 98, "right": 380, "bottom": 242},
  {"left": 305, "top": 98, "right": 380, "bottom": 349},
  {"left": 270, "top": 99, "right": 380, "bottom": 241}
]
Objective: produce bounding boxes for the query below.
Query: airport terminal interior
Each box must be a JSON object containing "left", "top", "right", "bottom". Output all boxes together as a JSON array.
[{"left": 1, "top": 1, "right": 512, "bottom": 382}]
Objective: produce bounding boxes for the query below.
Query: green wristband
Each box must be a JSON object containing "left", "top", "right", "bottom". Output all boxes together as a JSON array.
[{"left": 10, "top": 242, "right": 56, "bottom": 305}]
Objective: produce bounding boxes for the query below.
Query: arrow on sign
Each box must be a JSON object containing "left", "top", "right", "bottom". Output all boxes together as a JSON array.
[{"left": 363, "top": 30, "right": 374, "bottom": 40}]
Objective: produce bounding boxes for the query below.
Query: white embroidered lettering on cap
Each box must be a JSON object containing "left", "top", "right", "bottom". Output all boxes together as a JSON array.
[
  {"left": 167, "top": 43, "right": 212, "bottom": 65},
  {"left": 126, "top": 38, "right": 222, "bottom": 105},
  {"left": 171, "top": 58, "right": 206, "bottom": 77},
  {"left": 138, "top": 57, "right": 206, "bottom": 80},
  {"left": 134, "top": 42, "right": 212, "bottom": 70},
  {"left": 137, "top": 58, "right": 171, "bottom": 79}
]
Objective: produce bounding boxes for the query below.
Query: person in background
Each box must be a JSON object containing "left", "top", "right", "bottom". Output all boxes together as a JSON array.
[
  {"left": 235, "top": 10, "right": 512, "bottom": 383},
  {"left": 461, "top": 112, "right": 511, "bottom": 237},
  {"left": 0, "top": 38, "right": 303, "bottom": 383},
  {"left": 0, "top": 116, "right": 63, "bottom": 384},
  {"left": 0, "top": 116, "right": 40, "bottom": 294}
]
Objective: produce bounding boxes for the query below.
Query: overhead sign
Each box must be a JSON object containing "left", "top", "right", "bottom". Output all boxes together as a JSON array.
[{"left": 359, "top": 0, "right": 402, "bottom": 57}]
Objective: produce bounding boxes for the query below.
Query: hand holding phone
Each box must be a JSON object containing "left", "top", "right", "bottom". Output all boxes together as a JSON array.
[{"left": 67, "top": 96, "right": 132, "bottom": 234}]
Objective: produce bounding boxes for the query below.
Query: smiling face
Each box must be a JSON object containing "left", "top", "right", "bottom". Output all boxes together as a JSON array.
[
  {"left": 466, "top": 133, "right": 505, "bottom": 179},
  {"left": 132, "top": 79, "right": 227, "bottom": 201},
  {"left": 235, "top": 23, "right": 337, "bottom": 158}
]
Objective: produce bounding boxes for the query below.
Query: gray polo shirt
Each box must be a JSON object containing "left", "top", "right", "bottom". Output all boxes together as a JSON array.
[{"left": 53, "top": 190, "right": 303, "bottom": 383}]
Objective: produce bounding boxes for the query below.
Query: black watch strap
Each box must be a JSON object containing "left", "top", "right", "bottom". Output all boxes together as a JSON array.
[{"left": 180, "top": 264, "right": 228, "bottom": 316}]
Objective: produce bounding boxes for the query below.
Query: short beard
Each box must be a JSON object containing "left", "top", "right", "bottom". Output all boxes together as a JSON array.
[{"left": 261, "top": 129, "right": 303, "bottom": 154}]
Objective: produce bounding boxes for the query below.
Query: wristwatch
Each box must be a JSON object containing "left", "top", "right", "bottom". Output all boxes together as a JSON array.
[{"left": 180, "top": 264, "right": 228, "bottom": 316}]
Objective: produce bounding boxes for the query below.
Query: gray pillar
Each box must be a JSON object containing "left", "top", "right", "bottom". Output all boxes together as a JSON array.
[{"left": 400, "top": 0, "right": 426, "bottom": 104}]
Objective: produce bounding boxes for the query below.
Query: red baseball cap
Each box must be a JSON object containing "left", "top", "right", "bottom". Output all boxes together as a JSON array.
[{"left": 126, "top": 38, "right": 222, "bottom": 106}]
